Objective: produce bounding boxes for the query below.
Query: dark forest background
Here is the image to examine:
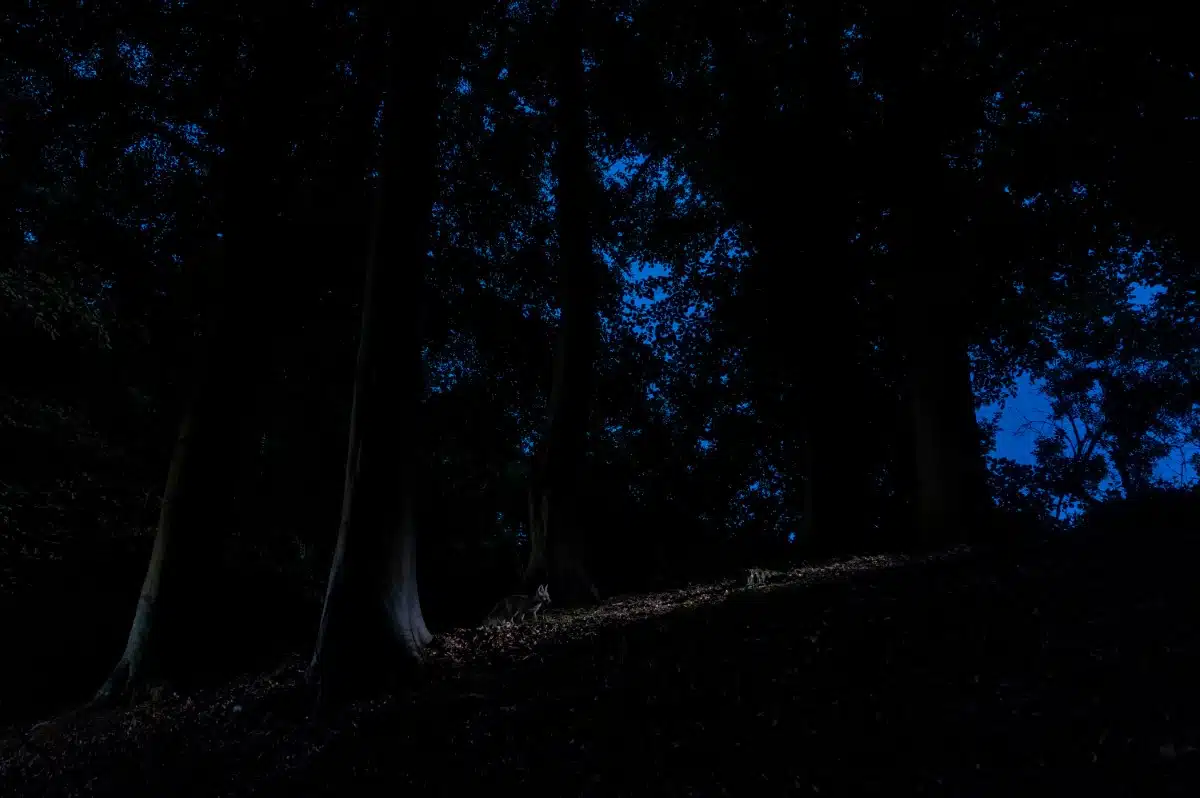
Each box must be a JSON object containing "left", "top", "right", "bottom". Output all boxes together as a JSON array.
[{"left": 3, "top": 0, "right": 1198, "bottom": 727}]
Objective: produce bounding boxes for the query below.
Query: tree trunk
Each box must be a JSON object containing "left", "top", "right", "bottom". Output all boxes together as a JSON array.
[
  {"left": 91, "top": 26, "right": 300, "bottom": 703},
  {"left": 523, "top": 0, "right": 601, "bottom": 606},
  {"left": 900, "top": 280, "right": 991, "bottom": 542},
  {"left": 307, "top": 16, "right": 440, "bottom": 702},
  {"left": 91, "top": 233, "right": 236, "bottom": 705},
  {"left": 93, "top": 12, "right": 366, "bottom": 705},
  {"left": 92, "top": 405, "right": 194, "bottom": 704},
  {"left": 887, "top": 31, "right": 994, "bottom": 545}
]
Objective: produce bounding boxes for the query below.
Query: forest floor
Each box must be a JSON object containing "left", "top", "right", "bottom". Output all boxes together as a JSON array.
[{"left": 3, "top": 532, "right": 1200, "bottom": 796}]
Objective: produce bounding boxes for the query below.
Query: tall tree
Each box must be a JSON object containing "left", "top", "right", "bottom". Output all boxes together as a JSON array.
[
  {"left": 92, "top": 14, "right": 303, "bottom": 702},
  {"left": 307, "top": 7, "right": 442, "bottom": 700},
  {"left": 524, "top": 0, "right": 602, "bottom": 604},
  {"left": 865, "top": 2, "right": 995, "bottom": 542}
]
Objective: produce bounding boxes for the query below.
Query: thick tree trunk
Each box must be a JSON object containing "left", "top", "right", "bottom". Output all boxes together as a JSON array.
[
  {"left": 91, "top": 235, "right": 235, "bottom": 705},
  {"left": 891, "top": 178, "right": 992, "bottom": 544},
  {"left": 523, "top": 0, "right": 601, "bottom": 606},
  {"left": 886, "top": 15, "right": 993, "bottom": 545},
  {"left": 900, "top": 280, "right": 991, "bottom": 542},
  {"left": 92, "top": 406, "right": 195, "bottom": 704},
  {"left": 92, "top": 18, "right": 325, "bottom": 705},
  {"left": 307, "top": 17, "right": 440, "bottom": 701}
]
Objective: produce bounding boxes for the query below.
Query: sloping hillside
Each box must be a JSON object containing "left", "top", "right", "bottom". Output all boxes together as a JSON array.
[{"left": 4, "top": 538, "right": 1199, "bottom": 796}]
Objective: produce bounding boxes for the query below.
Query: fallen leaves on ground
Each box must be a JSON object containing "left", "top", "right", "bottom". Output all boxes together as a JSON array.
[{"left": 3, "top": 537, "right": 1200, "bottom": 796}]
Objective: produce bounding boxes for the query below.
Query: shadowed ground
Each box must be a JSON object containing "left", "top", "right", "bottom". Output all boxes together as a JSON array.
[{"left": 4, "top": 535, "right": 1199, "bottom": 796}]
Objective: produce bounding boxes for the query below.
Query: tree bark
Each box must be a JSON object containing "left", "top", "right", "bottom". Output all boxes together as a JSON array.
[
  {"left": 523, "top": 0, "right": 601, "bottom": 606},
  {"left": 899, "top": 279, "right": 991, "bottom": 542},
  {"left": 92, "top": 405, "right": 194, "bottom": 704},
  {"left": 884, "top": 8, "right": 994, "bottom": 545},
  {"left": 91, "top": 24, "right": 300, "bottom": 703},
  {"left": 91, "top": 234, "right": 235, "bottom": 705},
  {"left": 307, "top": 13, "right": 441, "bottom": 702}
]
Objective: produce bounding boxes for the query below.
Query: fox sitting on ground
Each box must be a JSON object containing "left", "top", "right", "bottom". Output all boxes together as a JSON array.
[{"left": 485, "top": 583, "right": 551, "bottom": 626}]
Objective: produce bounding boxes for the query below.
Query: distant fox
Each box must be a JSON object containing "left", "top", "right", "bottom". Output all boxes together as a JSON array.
[{"left": 485, "top": 584, "right": 551, "bottom": 626}]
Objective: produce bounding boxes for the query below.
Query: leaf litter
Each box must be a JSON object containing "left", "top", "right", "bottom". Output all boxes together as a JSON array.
[{"left": 3, "top": 538, "right": 1200, "bottom": 796}]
